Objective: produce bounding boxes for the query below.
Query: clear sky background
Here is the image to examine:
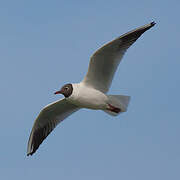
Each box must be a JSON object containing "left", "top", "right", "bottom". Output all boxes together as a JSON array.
[{"left": 0, "top": 0, "right": 179, "bottom": 179}]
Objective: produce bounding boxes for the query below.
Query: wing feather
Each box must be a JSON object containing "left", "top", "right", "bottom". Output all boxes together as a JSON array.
[
  {"left": 27, "top": 99, "right": 79, "bottom": 156},
  {"left": 82, "top": 22, "right": 156, "bottom": 93}
]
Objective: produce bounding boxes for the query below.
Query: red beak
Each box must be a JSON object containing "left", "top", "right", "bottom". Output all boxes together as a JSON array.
[{"left": 54, "top": 90, "right": 62, "bottom": 95}]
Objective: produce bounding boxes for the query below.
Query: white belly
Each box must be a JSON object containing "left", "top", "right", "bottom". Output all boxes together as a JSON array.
[{"left": 67, "top": 83, "right": 108, "bottom": 109}]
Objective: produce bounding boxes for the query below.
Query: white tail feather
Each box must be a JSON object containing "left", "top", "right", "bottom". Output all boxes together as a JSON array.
[{"left": 103, "top": 95, "right": 131, "bottom": 116}]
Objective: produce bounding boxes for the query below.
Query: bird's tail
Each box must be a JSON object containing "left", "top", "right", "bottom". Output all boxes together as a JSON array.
[{"left": 103, "top": 95, "right": 131, "bottom": 116}]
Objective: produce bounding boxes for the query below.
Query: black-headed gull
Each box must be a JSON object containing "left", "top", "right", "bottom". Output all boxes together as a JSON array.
[{"left": 27, "top": 22, "right": 155, "bottom": 156}]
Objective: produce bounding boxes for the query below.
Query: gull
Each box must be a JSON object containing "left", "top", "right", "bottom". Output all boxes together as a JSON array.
[{"left": 27, "top": 22, "right": 155, "bottom": 156}]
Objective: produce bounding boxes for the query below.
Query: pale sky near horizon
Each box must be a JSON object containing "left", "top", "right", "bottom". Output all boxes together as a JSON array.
[{"left": 0, "top": 0, "right": 180, "bottom": 179}]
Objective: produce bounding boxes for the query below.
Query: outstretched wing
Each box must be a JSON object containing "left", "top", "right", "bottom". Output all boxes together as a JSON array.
[
  {"left": 27, "top": 99, "right": 80, "bottom": 156},
  {"left": 82, "top": 22, "right": 155, "bottom": 93}
]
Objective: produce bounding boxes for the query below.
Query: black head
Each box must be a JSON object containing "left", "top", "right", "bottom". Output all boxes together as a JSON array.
[{"left": 54, "top": 83, "right": 73, "bottom": 98}]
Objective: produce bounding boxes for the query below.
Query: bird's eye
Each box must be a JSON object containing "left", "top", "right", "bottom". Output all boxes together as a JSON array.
[{"left": 65, "top": 87, "right": 69, "bottom": 91}]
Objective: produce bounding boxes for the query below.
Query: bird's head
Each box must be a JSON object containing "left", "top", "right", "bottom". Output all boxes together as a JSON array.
[{"left": 54, "top": 83, "right": 73, "bottom": 98}]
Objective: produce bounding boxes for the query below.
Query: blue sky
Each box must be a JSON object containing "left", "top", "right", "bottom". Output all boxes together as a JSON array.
[{"left": 0, "top": 0, "right": 179, "bottom": 179}]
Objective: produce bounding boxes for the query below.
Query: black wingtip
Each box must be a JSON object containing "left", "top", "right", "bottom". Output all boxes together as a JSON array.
[
  {"left": 27, "top": 151, "right": 35, "bottom": 156},
  {"left": 27, "top": 150, "right": 34, "bottom": 156},
  {"left": 27, "top": 153, "right": 31, "bottom": 156},
  {"left": 150, "top": 21, "right": 156, "bottom": 27}
]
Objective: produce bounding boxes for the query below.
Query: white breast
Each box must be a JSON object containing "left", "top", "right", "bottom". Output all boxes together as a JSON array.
[{"left": 67, "top": 83, "right": 108, "bottom": 110}]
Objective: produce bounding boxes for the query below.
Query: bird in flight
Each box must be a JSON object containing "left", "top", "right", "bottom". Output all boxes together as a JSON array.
[{"left": 27, "top": 22, "right": 156, "bottom": 156}]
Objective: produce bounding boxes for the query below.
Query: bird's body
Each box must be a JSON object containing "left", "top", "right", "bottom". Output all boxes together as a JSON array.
[
  {"left": 27, "top": 22, "right": 156, "bottom": 156},
  {"left": 68, "top": 83, "right": 108, "bottom": 110}
]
